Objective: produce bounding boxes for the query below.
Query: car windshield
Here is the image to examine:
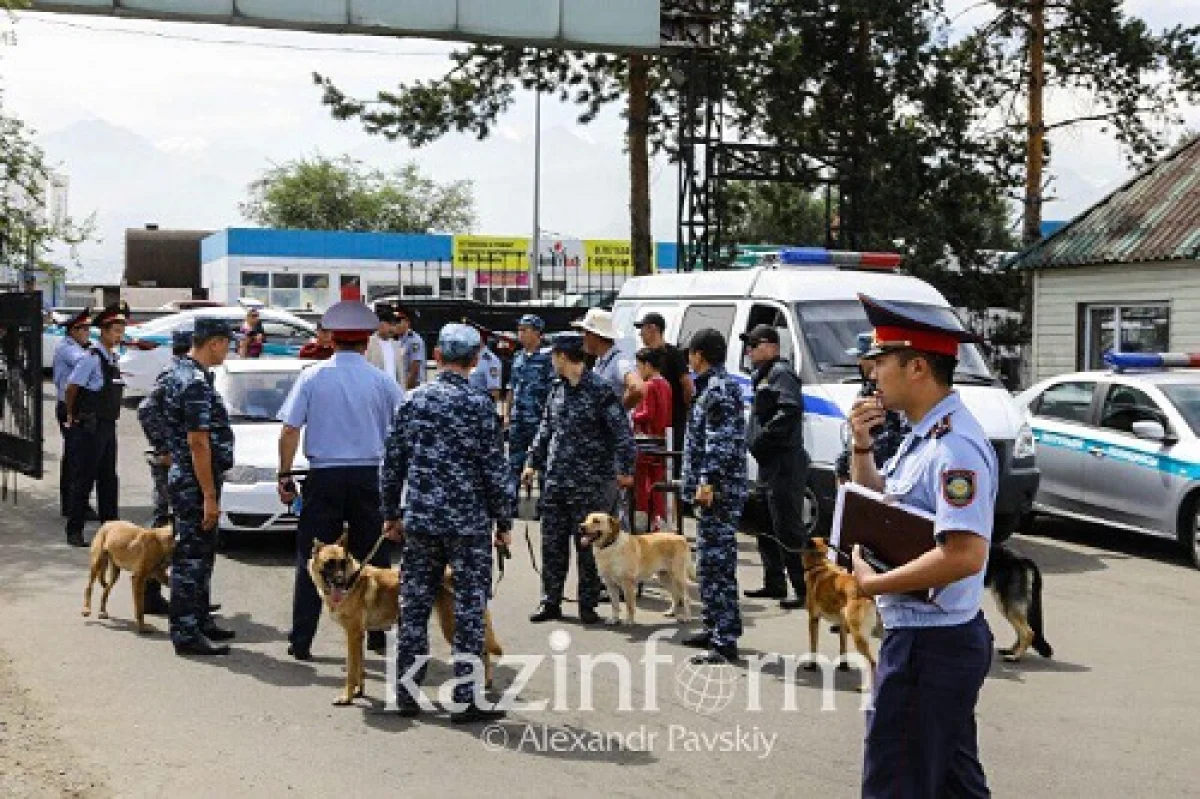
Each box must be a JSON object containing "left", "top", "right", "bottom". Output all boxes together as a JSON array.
[
  {"left": 1159, "top": 383, "right": 1200, "bottom": 436},
  {"left": 221, "top": 370, "right": 302, "bottom": 422},
  {"left": 794, "top": 300, "right": 996, "bottom": 383}
]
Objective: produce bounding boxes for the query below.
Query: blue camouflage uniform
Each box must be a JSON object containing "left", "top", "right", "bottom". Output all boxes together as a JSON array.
[
  {"left": 138, "top": 328, "right": 194, "bottom": 527},
  {"left": 277, "top": 301, "right": 404, "bottom": 657},
  {"left": 380, "top": 324, "right": 511, "bottom": 708},
  {"left": 160, "top": 336, "right": 236, "bottom": 646},
  {"left": 506, "top": 318, "right": 554, "bottom": 496},
  {"left": 681, "top": 363, "right": 748, "bottom": 652},
  {"left": 855, "top": 294, "right": 997, "bottom": 799},
  {"left": 52, "top": 326, "right": 90, "bottom": 515},
  {"left": 526, "top": 335, "right": 636, "bottom": 615}
]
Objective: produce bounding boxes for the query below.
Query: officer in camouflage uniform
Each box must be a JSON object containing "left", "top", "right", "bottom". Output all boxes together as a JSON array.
[
  {"left": 522, "top": 332, "right": 636, "bottom": 625},
  {"left": 835, "top": 332, "right": 910, "bottom": 483},
  {"left": 139, "top": 328, "right": 195, "bottom": 528},
  {"left": 680, "top": 329, "right": 748, "bottom": 663},
  {"left": 161, "top": 317, "right": 237, "bottom": 656},
  {"left": 381, "top": 324, "right": 511, "bottom": 724},
  {"left": 506, "top": 314, "right": 554, "bottom": 498}
]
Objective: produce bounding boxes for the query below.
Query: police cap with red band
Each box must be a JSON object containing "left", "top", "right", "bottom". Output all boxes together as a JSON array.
[{"left": 857, "top": 293, "right": 981, "bottom": 359}]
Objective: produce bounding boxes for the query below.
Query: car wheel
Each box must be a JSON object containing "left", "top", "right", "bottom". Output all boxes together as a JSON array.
[
  {"left": 1179, "top": 497, "right": 1200, "bottom": 570},
  {"left": 992, "top": 513, "right": 1018, "bottom": 545},
  {"left": 215, "top": 529, "right": 231, "bottom": 552}
]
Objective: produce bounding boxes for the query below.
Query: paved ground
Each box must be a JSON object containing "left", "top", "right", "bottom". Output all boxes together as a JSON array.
[{"left": 1, "top": 389, "right": 1198, "bottom": 797}]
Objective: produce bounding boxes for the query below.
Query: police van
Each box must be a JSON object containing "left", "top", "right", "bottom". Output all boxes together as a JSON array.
[{"left": 611, "top": 249, "right": 1040, "bottom": 542}]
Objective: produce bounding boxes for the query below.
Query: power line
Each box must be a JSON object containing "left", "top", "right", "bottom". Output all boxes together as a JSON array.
[{"left": 19, "top": 13, "right": 455, "bottom": 57}]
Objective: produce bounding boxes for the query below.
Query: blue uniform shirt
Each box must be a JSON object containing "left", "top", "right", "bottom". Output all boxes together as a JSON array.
[
  {"left": 277, "top": 351, "right": 403, "bottom": 469},
  {"left": 52, "top": 337, "right": 89, "bottom": 401},
  {"left": 469, "top": 346, "right": 503, "bottom": 394},
  {"left": 509, "top": 346, "right": 554, "bottom": 429},
  {"left": 399, "top": 330, "right": 427, "bottom": 385},
  {"left": 877, "top": 391, "right": 998, "bottom": 629},
  {"left": 67, "top": 343, "right": 117, "bottom": 391},
  {"left": 594, "top": 342, "right": 635, "bottom": 401}
]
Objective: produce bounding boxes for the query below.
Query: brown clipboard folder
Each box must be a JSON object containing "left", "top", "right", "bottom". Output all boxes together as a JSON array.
[{"left": 831, "top": 482, "right": 937, "bottom": 601}]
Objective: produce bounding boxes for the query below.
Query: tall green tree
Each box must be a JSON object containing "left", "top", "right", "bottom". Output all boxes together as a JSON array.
[
  {"left": 240, "top": 155, "right": 476, "bottom": 234},
  {"left": 721, "top": 182, "right": 827, "bottom": 247}
]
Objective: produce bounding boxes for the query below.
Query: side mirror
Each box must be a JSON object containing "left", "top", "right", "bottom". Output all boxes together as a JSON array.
[{"left": 1131, "top": 420, "right": 1170, "bottom": 443}]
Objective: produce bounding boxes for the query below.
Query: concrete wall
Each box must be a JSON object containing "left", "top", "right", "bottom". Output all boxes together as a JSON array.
[{"left": 1031, "top": 259, "right": 1200, "bottom": 382}]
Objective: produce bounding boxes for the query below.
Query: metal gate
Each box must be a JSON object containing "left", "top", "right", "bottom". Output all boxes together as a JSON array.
[{"left": 0, "top": 291, "right": 43, "bottom": 482}]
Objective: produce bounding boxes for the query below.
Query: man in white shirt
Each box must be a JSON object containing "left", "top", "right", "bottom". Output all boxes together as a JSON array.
[{"left": 366, "top": 304, "right": 407, "bottom": 391}]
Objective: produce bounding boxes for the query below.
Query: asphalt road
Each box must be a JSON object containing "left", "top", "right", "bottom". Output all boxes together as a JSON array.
[{"left": 0, "top": 389, "right": 1197, "bottom": 797}]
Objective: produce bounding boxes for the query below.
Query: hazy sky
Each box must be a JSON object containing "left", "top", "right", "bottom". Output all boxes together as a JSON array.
[{"left": 2, "top": 1, "right": 1198, "bottom": 281}]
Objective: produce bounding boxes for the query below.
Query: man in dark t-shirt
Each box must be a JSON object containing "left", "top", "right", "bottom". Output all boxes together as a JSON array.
[{"left": 636, "top": 312, "right": 695, "bottom": 476}]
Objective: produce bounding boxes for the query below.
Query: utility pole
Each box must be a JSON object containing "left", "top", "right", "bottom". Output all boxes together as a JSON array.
[
  {"left": 530, "top": 88, "right": 542, "bottom": 299},
  {"left": 1023, "top": 0, "right": 1046, "bottom": 248}
]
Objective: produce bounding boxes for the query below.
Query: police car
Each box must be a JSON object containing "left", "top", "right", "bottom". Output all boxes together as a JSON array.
[
  {"left": 1016, "top": 352, "right": 1200, "bottom": 568},
  {"left": 213, "top": 359, "right": 313, "bottom": 540}
]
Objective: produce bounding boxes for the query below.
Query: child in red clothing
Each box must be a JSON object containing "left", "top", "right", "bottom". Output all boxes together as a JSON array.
[{"left": 632, "top": 347, "right": 673, "bottom": 528}]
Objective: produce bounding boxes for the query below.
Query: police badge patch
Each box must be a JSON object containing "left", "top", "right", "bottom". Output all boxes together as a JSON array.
[{"left": 943, "top": 469, "right": 976, "bottom": 508}]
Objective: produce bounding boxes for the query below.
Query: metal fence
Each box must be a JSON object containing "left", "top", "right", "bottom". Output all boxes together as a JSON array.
[{"left": 0, "top": 291, "right": 44, "bottom": 483}]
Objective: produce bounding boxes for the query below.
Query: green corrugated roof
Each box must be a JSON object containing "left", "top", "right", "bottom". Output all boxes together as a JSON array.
[{"left": 1011, "top": 135, "right": 1200, "bottom": 270}]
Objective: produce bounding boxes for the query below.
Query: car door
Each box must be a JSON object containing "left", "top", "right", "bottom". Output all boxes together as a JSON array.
[
  {"left": 1080, "top": 382, "right": 1180, "bottom": 532},
  {"left": 1026, "top": 379, "right": 1099, "bottom": 512}
]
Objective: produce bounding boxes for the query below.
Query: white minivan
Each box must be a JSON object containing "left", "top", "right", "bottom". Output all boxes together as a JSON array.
[{"left": 612, "top": 263, "right": 1039, "bottom": 542}]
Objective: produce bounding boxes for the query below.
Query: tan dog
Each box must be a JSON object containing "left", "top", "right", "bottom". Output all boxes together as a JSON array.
[
  {"left": 801, "top": 538, "right": 877, "bottom": 672},
  {"left": 81, "top": 521, "right": 174, "bottom": 634},
  {"left": 579, "top": 512, "right": 694, "bottom": 626},
  {"left": 308, "top": 533, "right": 504, "bottom": 706}
]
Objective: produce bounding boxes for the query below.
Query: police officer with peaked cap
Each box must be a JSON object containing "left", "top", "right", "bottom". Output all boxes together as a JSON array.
[
  {"left": 62, "top": 302, "right": 128, "bottom": 547},
  {"left": 846, "top": 294, "right": 997, "bottom": 798},
  {"left": 506, "top": 313, "right": 554, "bottom": 498},
  {"left": 52, "top": 306, "right": 93, "bottom": 518},
  {"left": 394, "top": 304, "right": 427, "bottom": 390},
  {"left": 277, "top": 300, "right": 404, "bottom": 661},
  {"left": 380, "top": 323, "right": 511, "bottom": 723}
]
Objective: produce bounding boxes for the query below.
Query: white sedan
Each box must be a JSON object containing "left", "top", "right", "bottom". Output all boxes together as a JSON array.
[{"left": 214, "top": 359, "right": 313, "bottom": 538}]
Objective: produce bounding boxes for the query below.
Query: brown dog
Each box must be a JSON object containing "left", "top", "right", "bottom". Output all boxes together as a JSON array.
[
  {"left": 81, "top": 521, "right": 174, "bottom": 634},
  {"left": 308, "top": 533, "right": 503, "bottom": 706},
  {"left": 801, "top": 538, "right": 877, "bottom": 673},
  {"left": 579, "top": 512, "right": 695, "bottom": 626}
]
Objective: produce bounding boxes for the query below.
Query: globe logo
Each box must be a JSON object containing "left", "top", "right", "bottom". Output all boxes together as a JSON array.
[{"left": 674, "top": 653, "right": 739, "bottom": 715}]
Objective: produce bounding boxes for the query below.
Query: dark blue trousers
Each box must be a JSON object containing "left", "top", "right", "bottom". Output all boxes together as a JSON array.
[
  {"left": 289, "top": 466, "right": 391, "bottom": 652},
  {"left": 863, "top": 612, "right": 993, "bottom": 798}
]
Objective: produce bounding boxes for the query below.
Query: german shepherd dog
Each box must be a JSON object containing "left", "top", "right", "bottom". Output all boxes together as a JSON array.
[
  {"left": 800, "top": 538, "right": 878, "bottom": 673},
  {"left": 308, "top": 533, "right": 503, "bottom": 706},
  {"left": 985, "top": 544, "right": 1053, "bottom": 662},
  {"left": 82, "top": 521, "right": 174, "bottom": 634}
]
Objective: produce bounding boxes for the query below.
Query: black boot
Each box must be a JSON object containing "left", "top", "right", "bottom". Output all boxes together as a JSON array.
[
  {"left": 743, "top": 586, "right": 786, "bottom": 599},
  {"left": 450, "top": 701, "right": 506, "bottom": 725},
  {"left": 779, "top": 596, "right": 805, "bottom": 610},
  {"left": 578, "top": 607, "right": 602, "bottom": 625},
  {"left": 529, "top": 602, "right": 562, "bottom": 623},
  {"left": 143, "top": 588, "right": 171, "bottom": 616},
  {"left": 175, "top": 638, "right": 231, "bottom": 656},
  {"left": 201, "top": 623, "right": 236, "bottom": 642},
  {"left": 691, "top": 644, "right": 740, "bottom": 664},
  {"left": 681, "top": 631, "right": 712, "bottom": 649},
  {"left": 66, "top": 531, "right": 87, "bottom": 548}
]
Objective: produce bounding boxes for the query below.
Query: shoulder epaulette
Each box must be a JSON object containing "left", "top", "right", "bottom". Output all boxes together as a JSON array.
[{"left": 930, "top": 413, "right": 953, "bottom": 439}]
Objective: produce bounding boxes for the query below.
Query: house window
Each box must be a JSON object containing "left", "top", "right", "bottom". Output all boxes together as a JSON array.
[
  {"left": 1082, "top": 303, "right": 1170, "bottom": 370},
  {"left": 271, "top": 272, "right": 301, "bottom": 309},
  {"left": 301, "top": 275, "right": 330, "bottom": 310},
  {"left": 240, "top": 272, "right": 270, "bottom": 305}
]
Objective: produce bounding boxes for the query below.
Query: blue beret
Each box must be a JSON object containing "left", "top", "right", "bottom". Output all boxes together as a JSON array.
[
  {"left": 172, "top": 328, "right": 195, "bottom": 349},
  {"left": 551, "top": 332, "right": 585, "bottom": 355},
  {"left": 438, "top": 323, "right": 482, "bottom": 360},
  {"left": 517, "top": 314, "right": 546, "bottom": 332},
  {"left": 194, "top": 317, "right": 234, "bottom": 341}
]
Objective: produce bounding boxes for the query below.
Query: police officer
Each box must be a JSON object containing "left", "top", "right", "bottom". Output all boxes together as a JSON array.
[
  {"left": 468, "top": 338, "right": 504, "bottom": 402},
  {"left": 160, "top": 317, "right": 237, "bottom": 656},
  {"left": 522, "top": 332, "right": 636, "bottom": 625},
  {"left": 847, "top": 294, "right": 997, "bottom": 798},
  {"left": 395, "top": 304, "right": 427, "bottom": 390},
  {"left": 834, "top": 332, "right": 910, "bottom": 484},
  {"left": 679, "top": 329, "right": 748, "bottom": 663},
  {"left": 506, "top": 314, "right": 554, "bottom": 496},
  {"left": 742, "top": 324, "right": 810, "bottom": 608},
  {"left": 140, "top": 328, "right": 194, "bottom": 528},
  {"left": 277, "top": 301, "right": 404, "bottom": 661},
  {"left": 62, "top": 302, "right": 128, "bottom": 548},
  {"left": 52, "top": 306, "right": 92, "bottom": 518},
  {"left": 381, "top": 324, "right": 511, "bottom": 723}
]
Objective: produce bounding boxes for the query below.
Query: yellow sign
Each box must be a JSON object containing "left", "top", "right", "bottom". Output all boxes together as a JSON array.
[
  {"left": 453, "top": 235, "right": 530, "bottom": 271},
  {"left": 584, "top": 239, "right": 641, "bottom": 274}
]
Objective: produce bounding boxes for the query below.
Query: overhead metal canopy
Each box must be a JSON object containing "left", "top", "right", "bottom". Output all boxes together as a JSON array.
[{"left": 29, "top": 0, "right": 665, "bottom": 53}]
